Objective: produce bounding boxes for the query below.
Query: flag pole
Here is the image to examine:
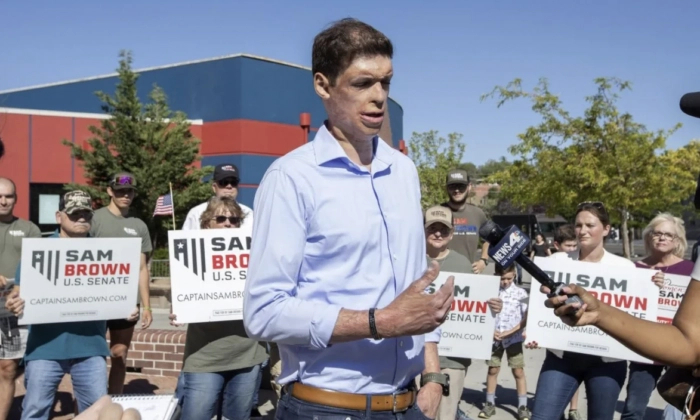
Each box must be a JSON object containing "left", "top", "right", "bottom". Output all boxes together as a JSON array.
[{"left": 169, "top": 182, "right": 176, "bottom": 229}]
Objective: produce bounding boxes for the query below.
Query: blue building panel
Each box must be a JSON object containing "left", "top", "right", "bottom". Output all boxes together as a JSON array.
[
  {"left": 237, "top": 186, "right": 258, "bottom": 210},
  {"left": 201, "top": 154, "right": 279, "bottom": 186}
]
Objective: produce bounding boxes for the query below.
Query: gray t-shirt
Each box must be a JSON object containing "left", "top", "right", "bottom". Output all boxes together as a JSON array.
[
  {"left": 440, "top": 202, "right": 488, "bottom": 263},
  {"left": 89, "top": 207, "right": 152, "bottom": 254},
  {"left": 0, "top": 218, "right": 41, "bottom": 278},
  {"left": 427, "top": 250, "right": 473, "bottom": 370}
]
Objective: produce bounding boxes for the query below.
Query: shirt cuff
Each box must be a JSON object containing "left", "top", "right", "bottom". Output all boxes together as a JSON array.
[
  {"left": 309, "top": 303, "right": 343, "bottom": 349},
  {"left": 425, "top": 328, "right": 441, "bottom": 343}
]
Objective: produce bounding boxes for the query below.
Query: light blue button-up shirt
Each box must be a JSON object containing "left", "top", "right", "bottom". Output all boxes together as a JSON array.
[{"left": 243, "top": 124, "right": 440, "bottom": 394}]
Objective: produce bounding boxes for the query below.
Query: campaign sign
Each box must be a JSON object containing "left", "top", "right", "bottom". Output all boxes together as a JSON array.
[
  {"left": 18, "top": 238, "right": 141, "bottom": 325},
  {"left": 169, "top": 228, "right": 251, "bottom": 323},
  {"left": 487, "top": 226, "right": 530, "bottom": 268},
  {"left": 428, "top": 271, "right": 500, "bottom": 360},
  {"left": 655, "top": 272, "right": 691, "bottom": 324},
  {"left": 526, "top": 257, "right": 659, "bottom": 363}
]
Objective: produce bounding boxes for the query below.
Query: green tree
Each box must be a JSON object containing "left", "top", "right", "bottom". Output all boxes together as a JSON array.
[
  {"left": 408, "top": 130, "right": 466, "bottom": 209},
  {"left": 63, "top": 50, "right": 213, "bottom": 247},
  {"left": 481, "top": 77, "right": 700, "bottom": 258}
]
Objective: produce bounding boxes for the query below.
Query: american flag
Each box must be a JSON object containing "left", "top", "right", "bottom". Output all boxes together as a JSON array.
[{"left": 153, "top": 193, "right": 173, "bottom": 216}]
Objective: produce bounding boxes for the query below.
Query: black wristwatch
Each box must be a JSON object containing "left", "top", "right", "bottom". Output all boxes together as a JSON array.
[
  {"left": 421, "top": 373, "right": 450, "bottom": 396},
  {"left": 480, "top": 257, "right": 489, "bottom": 266}
]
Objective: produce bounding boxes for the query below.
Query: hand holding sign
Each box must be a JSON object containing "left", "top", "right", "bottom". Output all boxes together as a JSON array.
[
  {"left": 5, "top": 290, "right": 24, "bottom": 317},
  {"left": 376, "top": 261, "right": 454, "bottom": 338}
]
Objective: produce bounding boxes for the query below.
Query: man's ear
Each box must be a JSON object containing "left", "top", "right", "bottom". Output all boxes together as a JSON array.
[
  {"left": 314, "top": 72, "right": 332, "bottom": 100},
  {"left": 55, "top": 211, "right": 62, "bottom": 224}
]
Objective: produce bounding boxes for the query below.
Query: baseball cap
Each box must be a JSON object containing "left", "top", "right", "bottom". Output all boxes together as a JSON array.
[
  {"left": 424, "top": 205, "right": 453, "bottom": 229},
  {"left": 110, "top": 172, "right": 137, "bottom": 190},
  {"left": 213, "top": 164, "right": 240, "bottom": 182},
  {"left": 59, "top": 190, "right": 93, "bottom": 214},
  {"left": 446, "top": 169, "right": 470, "bottom": 186}
]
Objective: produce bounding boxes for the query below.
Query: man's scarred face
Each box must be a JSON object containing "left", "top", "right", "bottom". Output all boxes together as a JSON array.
[{"left": 316, "top": 55, "right": 393, "bottom": 142}]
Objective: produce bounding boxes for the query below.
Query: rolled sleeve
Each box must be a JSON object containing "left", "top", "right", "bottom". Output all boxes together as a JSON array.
[
  {"left": 425, "top": 329, "right": 441, "bottom": 343},
  {"left": 243, "top": 167, "right": 339, "bottom": 350}
]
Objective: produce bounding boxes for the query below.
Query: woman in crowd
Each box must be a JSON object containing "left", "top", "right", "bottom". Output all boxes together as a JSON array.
[
  {"left": 530, "top": 233, "right": 551, "bottom": 259},
  {"left": 169, "top": 197, "right": 267, "bottom": 420},
  {"left": 620, "top": 213, "right": 694, "bottom": 420},
  {"left": 530, "top": 201, "right": 635, "bottom": 420}
]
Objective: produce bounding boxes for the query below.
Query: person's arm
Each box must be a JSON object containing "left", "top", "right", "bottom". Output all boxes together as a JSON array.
[
  {"left": 138, "top": 225, "right": 153, "bottom": 328},
  {"left": 551, "top": 280, "right": 700, "bottom": 367}
]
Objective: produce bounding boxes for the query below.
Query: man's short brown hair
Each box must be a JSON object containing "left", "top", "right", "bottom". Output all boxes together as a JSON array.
[
  {"left": 554, "top": 224, "right": 577, "bottom": 244},
  {"left": 312, "top": 18, "right": 393, "bottom": 86}
]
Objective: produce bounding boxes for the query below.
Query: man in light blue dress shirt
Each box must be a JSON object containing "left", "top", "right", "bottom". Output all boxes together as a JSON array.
[{"left": 243, "top": 17, "right": 455, "bottom": 420}]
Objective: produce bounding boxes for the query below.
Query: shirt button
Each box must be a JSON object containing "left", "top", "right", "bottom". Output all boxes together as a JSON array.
[{"left": 399, "top": 340, "right": 404, "bottom": 347}]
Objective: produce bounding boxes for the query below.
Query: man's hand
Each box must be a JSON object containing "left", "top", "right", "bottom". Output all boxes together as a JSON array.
[
  {"left": 472, "top": 259, "right": 486, "bottom": 274},
  {"left": 487, "top": 298, "right": 503, "bottom": 314},
  {"left": 652, "top": 271, "right": 665, "bottom": 289},
  {"left": 73, "top": 395, "right": 142, "bottom": 420},
  {"left": 0, "top": 276, "right": 7, "bottom": 287},
  {"left": 141, "top": 308, "right": 153, "bottom": 329},
  {"left": 5, "top": 291, "right": 25, "bottom": 317},
  {"left": 544, "top": 284, "right": 601, "bottom": 327},
  {"left": 376, "top": 261, "right": 454, "bottom": 338},
  {"left": 416, "top": 382, "right": 443, "bottom": 419}
]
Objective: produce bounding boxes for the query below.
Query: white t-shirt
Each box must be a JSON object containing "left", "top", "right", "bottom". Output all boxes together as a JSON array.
[
  {"left": 182, "top": 200, "right": 254, "bottom": 230},
  {"left": 547, "top": 249, "right": 635, "bottom": 362}
]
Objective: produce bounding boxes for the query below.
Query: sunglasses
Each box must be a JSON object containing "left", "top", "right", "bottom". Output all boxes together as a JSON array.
[
  {"left": 112, "top": 175, "right": 135, "bottom": 186},
  {"left": 217, "top": 178, "right": 238, "bottom": 187},
  {"left": 213, "top": 215, "right": 241, "bottom": 225},
  {"left": 577, "top": 201, "right": 606, "bottom": 212}
]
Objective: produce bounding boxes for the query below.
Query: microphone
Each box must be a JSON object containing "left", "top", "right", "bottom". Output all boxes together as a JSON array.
[
  {"left": 680, "top": 92, "right": 700, "bottom": 119},
  {"left": 695, "top": 172, "right": 700, "bottom": 211},
  {"left": 478, "top": 220, "right": 583, "bottom": 306}
]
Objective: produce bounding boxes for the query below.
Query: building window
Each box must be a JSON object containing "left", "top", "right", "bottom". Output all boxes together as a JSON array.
[{"left": 29, "top": 183, "right": 66, "bottom": 234}]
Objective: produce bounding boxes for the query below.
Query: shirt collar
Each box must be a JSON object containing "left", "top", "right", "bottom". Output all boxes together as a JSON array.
[{"left": 312, "top": 122, "right": 395, "bottom": 172}]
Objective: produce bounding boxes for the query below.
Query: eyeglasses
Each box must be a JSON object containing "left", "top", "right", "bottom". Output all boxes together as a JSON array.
[
  {"left": 217, "top": 178, "right": 238, "bottom": 187},
  {"left": 213, "top": 216, "right": 241, "bottom": 225},
  {"left": 652, "top": 231, "right": 677, "bottom": 240},
  {"left": 112, "top": 175, "right": 135, "bottom": 186}
]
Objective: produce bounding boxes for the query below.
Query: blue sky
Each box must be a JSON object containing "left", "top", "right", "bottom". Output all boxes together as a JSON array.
[{"left": 1, "top": 0, "right": 698, "bottom": 165}]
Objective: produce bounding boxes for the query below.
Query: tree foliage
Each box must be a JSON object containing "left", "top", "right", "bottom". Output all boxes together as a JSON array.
[
  {"left": 408, "top": 130, "right": 466, "bottom": 209},
  {"left": 481, "top": 76, "right": 700, "bottom": 258},
  {"left": 63, "top": 50, "right": 212, "bottom": 247}
]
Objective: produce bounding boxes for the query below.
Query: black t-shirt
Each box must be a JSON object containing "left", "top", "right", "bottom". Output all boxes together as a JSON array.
[{"left": 533, "top": 242, "right": 549, "bottom": 257}]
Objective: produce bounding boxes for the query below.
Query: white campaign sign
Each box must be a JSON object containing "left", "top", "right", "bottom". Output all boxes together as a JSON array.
[
  {"left": 18, "top": 238, "right": 141, "bottom": 325},
  {"left": 169, "top": 228, "right": 252, "bottom": 323},
  {"left": 527, "top": 257, "right": 659, "bottom": 363},
  {"left": 656, "top": 272, "right": 691, "bottom": 324},
  {"left": 430, "top": 271, "right": 500, "bottom": 360}
]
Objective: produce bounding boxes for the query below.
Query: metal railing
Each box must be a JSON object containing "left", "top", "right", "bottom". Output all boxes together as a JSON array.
[{"left": 149, "top": 259, "right": 170, "bottom": 279}]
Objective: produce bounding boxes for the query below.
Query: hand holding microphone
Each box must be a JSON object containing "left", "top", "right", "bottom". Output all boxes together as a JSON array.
[{"left": 478, "top": 221, "right": 584, "bottom": 309}]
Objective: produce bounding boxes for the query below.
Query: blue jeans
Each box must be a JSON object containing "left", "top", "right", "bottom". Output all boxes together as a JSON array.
[
  {"left": 22, "top": 356, "right": 107, "bottom": 420},
  {"left": 621, "top": 362, "right": 664, "bottom": 420},
  {"left": 531, "top": 351, "right": 627, "bottom": 420},
  {"left": 181, "top": 364, "right": 261, "bottom": 420},
  {"left": 275, "top": 385, "right": 431, "bottom": 420}
]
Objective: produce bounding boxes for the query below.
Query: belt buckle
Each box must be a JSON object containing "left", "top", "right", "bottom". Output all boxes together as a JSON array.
[{"left": 392, "top": 389, "right": 408, "bottom": 413}]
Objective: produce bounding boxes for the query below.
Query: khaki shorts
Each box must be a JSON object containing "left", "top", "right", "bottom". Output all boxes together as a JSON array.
[
  {"left": 0, "top": 317, "right": 27, "bottom": 360},
  {"left": 486, "top": 341, "right": 525, "bottom": 369}
]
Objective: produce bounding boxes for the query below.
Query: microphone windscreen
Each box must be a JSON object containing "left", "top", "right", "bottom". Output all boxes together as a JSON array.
[{"left": 680, "top": 92, "right": 700, "bottom": 119}]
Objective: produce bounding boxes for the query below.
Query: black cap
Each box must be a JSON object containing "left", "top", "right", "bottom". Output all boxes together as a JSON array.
[
  {"left": 109, "top": 172, "right": 137, "bottom": 190},
  {"left": 446, "top": 168, "right": 470, "bottom": 186},
  {"left": 213, "top": 164, "right": 240, "bottom": 182}
]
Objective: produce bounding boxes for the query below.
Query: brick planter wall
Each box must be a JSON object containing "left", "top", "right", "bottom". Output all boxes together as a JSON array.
[{"left": 106, "top": 329, "right": 185, "bottom": 378}]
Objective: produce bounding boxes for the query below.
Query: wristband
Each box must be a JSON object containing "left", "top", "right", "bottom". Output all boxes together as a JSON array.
[
  {"left": 143, "top": 306, "right": 152, "bottom": 312},
  {"left": 369, "top": 308, "right": 381, "bottom": 340}
]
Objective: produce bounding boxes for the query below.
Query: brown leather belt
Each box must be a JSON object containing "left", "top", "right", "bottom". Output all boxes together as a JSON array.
[{"left": 289, "top": 382, "right": 417, "bottom": 412}]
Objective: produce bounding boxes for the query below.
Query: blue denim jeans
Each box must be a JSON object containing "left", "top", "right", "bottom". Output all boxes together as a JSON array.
[
  {"left": 22, "top": 356, "right": 107, "bottom": 420},
  {"left": 275, "top": 385, "right": 431, "bottom": 420},
  {"left": 181, "top": 364, "right": 261, "bottom": 420},
  {"left": 621, "top": 362, "right": 664, "bottom": 420},
  {"left": 531, "top": 351, "right": 627, "bottom": 420}
]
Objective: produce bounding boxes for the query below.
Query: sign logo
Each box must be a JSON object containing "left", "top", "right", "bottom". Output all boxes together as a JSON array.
[
  {"left": 488, "top": 226, "right": 530, "bottom": 267},
  {"left": 509, "top": 231, "right": 522, "bottom": 246},
  {"left": 450, "top": 173, "right": 464, "bottom": 180},
  {"left": 174, "top": 238, "right": 207, "bottom": 281},
  {"left": 31, "top": 250, "right": 61, "bottom": 285}
]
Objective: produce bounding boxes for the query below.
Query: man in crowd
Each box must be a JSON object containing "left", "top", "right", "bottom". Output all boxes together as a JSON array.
[
  {"left": 5, "top": 191, "right": 138, "bottom": 419},
  {"left": 441, "top": 169, "right": 491, "bottom": 274},
  {"left": 89, "top": 172, "right": 153, "bottom": 394},
  {"left": 423, "top": 205, "right": 502, "bottom": 420},
  {"left": 244, "top": 18, "right": 454, "bottom": 420},
  {"left": 0, "top": 177, "right": 41, "bottom": 419},
  {"left": 183, "top": 163, "right": 253, "bottom": 230}
]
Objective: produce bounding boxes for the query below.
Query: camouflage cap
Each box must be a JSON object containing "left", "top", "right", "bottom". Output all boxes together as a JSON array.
[{"left": 59, "top": 190, "right": 93, "bottom": 214}]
